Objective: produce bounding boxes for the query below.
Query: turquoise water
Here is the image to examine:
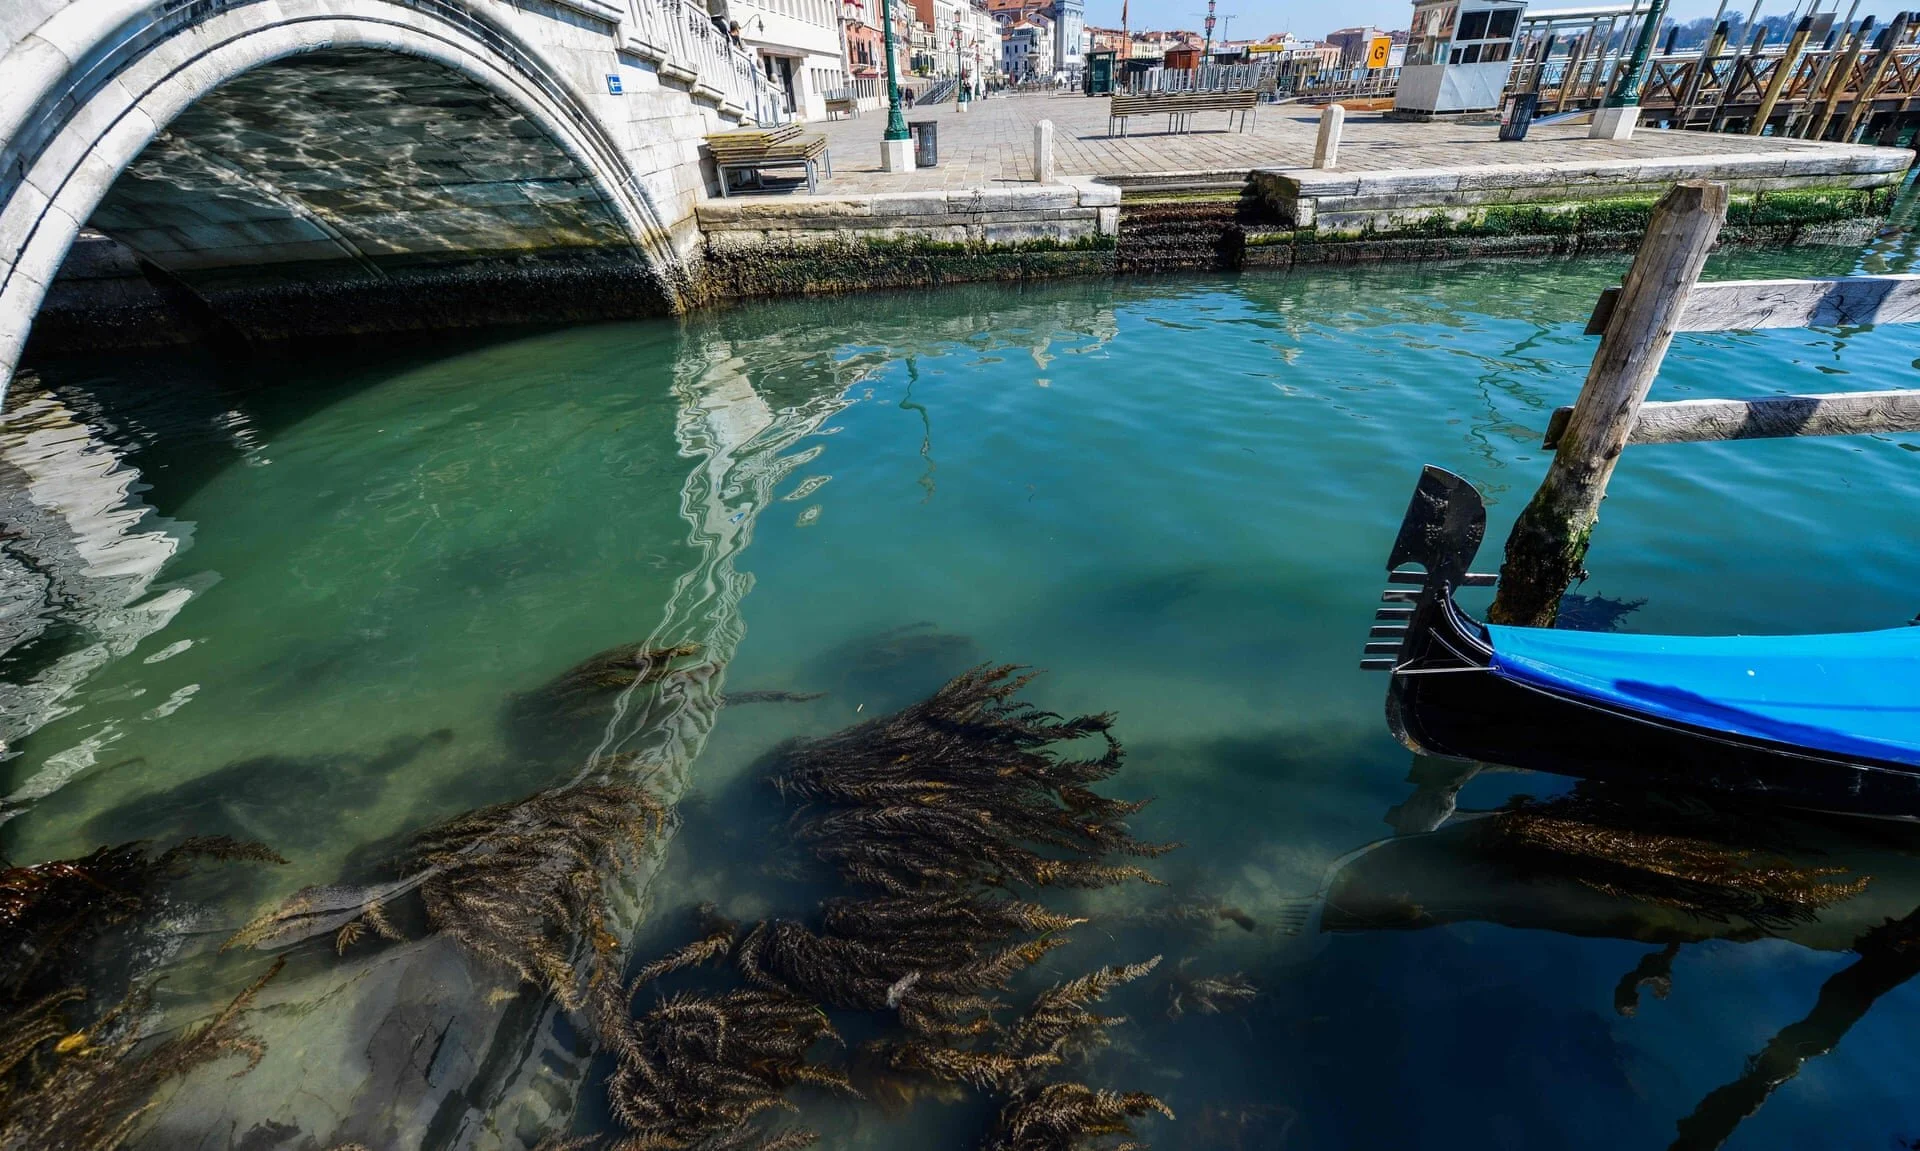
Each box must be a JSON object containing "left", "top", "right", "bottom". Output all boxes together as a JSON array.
[{"left": 8, "top": 215, "right": 1920, "bottom": 1149}]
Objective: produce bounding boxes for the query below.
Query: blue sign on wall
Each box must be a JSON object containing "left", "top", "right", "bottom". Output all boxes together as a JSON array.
[{"left": 606, "top": 73, "right": 624, "bottom": 95}]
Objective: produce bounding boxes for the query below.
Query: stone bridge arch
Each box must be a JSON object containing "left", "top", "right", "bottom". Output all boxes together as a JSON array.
[{"left": 1, "top": 0, "right": 738, "bottom": 398}]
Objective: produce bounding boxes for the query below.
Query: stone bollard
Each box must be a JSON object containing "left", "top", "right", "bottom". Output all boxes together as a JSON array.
[
  {"left": 1034, "top": 119, "right": 1055, "bottom": 183},
  {"left": 881, "top": 135, "right": 914, "bottom": 173},
  {"left": 1312, "top": 104, "right": 1344, "bottom": 169}
]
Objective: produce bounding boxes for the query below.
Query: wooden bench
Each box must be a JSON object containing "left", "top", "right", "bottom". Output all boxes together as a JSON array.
[
  {"left": 1108, "top": 90, "right": 1258, "bottom": 136},
  {"left": 824, "top": 94, "right": 860, "bottom": 120},
  {"left": 708, "top": 131, "right": 832, "bottom": 196}
]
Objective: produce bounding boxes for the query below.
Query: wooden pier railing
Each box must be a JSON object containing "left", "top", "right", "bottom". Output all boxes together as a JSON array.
[
  {"left": 1490, "top": 180, "right": 1920, "bottom": 626},
  {"left": 1521, "top": 22, "right": 1920, "bottom": 142}
]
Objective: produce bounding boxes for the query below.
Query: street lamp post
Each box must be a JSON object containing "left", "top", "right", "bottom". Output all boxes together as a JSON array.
[
  {"left": 1589, "top": 0, "right": 1669, "bottom": 138},
  {"left": 878, "top": 0, "right": 912, "bottom": 169}
]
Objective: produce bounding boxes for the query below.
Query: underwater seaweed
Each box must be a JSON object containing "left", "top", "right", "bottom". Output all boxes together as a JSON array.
[
  {"left": 987, "top": 1082, "right": 1174, "bottom": 1151},
  {"left": 409, "top": 783, "right": 667, "bottom": 1010},
  {"left": 2, "top": 837, "right": 285, "bottom": 999},
  {"left": 1161, "top": 962, "right": 1257, "bottom": 1021},
  {"left": 631, "top": 903, "right": 739, "bottom": 987},
  {"left": 1482, "top": 790, "right": 1869, "bottom": 931},
  {"left": 720, "top": 691, "right": 828, "bottom": 707},
  {"left": 604, "top": 987, "right": 853, "bottom": 1151},
  {"left": 602, "top": 665, "right": 1179, "bottom": 1151},
  {"left": 231, "top": 782, "right": 666, "bottom": 1018},
  {"left": 771, "top": 664, "right": 1173, "bottom": 894},
  {"left": 0, "top": 958, "right": 283, "bottom": 1151},
  {"left": 527, "top": 642, "right": 704, "bottom": 718}
]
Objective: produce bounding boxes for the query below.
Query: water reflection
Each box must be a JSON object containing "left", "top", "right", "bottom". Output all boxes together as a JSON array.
[
  {"left": 0, "top": 287, "right": 1132, "bottom": 1150},
  {"left": 1320, "top": 764, "right": 1920, "bottom": 1151},
  {"left": 7, "top": 253, "right": 1920, "bottom": 1148}
]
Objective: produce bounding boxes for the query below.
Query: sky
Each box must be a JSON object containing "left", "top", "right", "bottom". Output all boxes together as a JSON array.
[{"left": 1080, "top": 0, "right": 1902, "bottom": 40}]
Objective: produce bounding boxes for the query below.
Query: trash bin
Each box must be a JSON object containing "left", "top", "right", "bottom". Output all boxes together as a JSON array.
[
  {"left": 1498, "top": 92, "right": 1539, "bottom": 142},
  {"left": 908, "top": 120, "right": 937, "bottom": 168}
]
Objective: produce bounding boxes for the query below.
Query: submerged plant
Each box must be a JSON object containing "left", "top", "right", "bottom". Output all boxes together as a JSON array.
[
  {"left": 988, "top": 1082, "right": 1174, "bottom": 1151},
  {"left": 527, "top": 642, "right": 704, "bottom": 718},
  {"left": 3, "top": 837, "right": 285, "bottom": 999},
  {"left": 0, "top": 836, "right": 286, "bottom": 1150},
  {"left": 1162, "top": 962, "right": 1257, "bottom": 1021},
  {"left": 605, "top": 988, "right": 853, "bottom": 1151},
  {"left": 233, "top": 781, "right": 666, "bottom": 1018},
  {"left": 0, "top": 959, "right": 283, "bottom": 1151},
  {"left": 1483, "top": 790, "right": 1869, "bottom": 930},
  {"left": 407, "top": 782, "right": 667, "bottom": 1009},
  {"left": 772, "top": 664, "right": 1174, "bottom": 894},
  {"left": 601, "top": 665, "right": 1182, "bottom": 1151}
]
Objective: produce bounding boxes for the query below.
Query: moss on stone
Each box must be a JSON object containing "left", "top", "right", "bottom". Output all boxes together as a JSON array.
[
  {"left": 1285, "top": 184, "right": 1890, "bottom": 260},
  {"left": 702, "top": 233, "right": 1115, "bottom": 299}
]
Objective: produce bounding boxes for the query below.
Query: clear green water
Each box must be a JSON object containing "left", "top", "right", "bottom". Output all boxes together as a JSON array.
[{"left": 9, "top": 211, "right": 1920, "bottom": 1150}]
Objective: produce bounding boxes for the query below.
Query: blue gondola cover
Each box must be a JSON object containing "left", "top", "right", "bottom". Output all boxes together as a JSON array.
[{"left": 1486, "top": 624, "right": 1920, "bottom": 768}]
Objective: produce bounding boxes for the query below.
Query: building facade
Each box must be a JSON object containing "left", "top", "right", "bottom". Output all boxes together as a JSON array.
[
  {"left": 1000, "top": 13, "right": 1053, "bottom": 79},
  {"left": 717, "top": 0, "right": 847, "bottom": 120}
]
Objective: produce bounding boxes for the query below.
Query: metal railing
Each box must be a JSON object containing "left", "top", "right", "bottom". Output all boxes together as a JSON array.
[
  {"left": 1120, "top": 61, "right": 1281, "bottom": 93},
  {"left": 1290, "top": 64, "right": 1401, "bottom": 99}
]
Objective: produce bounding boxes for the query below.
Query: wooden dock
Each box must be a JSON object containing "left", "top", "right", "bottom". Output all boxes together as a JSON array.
[{"left": 1490, "top": 180, "right": 1920, "bottom": 626}]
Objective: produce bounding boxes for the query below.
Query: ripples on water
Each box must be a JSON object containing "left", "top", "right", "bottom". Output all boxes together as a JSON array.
[{"left": 5, "top": 199, "right": 1920, "bottom": 1150}]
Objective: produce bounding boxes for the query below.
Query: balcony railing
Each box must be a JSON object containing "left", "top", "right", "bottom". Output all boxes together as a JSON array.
[{"left": 620, "top": 0, "right": 790, "bottom": 123}]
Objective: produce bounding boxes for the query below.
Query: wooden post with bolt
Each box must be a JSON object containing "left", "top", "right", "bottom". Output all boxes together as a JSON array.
[{"left": 1488, "top": 181, "right": 1729, "bottom": 627}]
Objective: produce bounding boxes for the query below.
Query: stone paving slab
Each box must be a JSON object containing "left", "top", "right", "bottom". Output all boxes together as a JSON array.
[{"left": 786, "top": 92, "right": 1909, "bottom": 195}]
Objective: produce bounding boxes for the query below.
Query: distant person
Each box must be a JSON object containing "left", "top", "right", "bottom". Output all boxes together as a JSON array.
[{"left": 904, "top": 88, "right": 916, "bottom": 106}]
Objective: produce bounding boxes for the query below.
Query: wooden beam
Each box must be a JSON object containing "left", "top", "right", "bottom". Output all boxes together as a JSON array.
[
  {"left": 1542, "top": 388, "right": 1920, "bottom": 448},
  {"left": 1584, "top": 274, "right": 1920, "bottom": 335},
  {"left": 1491, "top": 181, "right": 1729, "bottom": 629},
  {"left": 1750, "top": 15, "right": 1815, "bottom": 132},
  {"left": 1841, "top": 12, "right": 1911, "bottom": 142}
]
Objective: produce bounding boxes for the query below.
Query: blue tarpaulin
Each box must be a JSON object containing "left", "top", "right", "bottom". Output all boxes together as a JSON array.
[{"left": 1486, "top": 623, "right": 1920, "bottom": 767}]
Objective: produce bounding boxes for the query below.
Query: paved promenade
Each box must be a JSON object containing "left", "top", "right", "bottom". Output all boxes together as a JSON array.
[{"left": 808, "top": 92, "right": 1900, "bottom": 192}]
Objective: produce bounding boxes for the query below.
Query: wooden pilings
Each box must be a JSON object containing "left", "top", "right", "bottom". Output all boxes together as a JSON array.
[
  {"left": 1804, "top": 14, "right": 1873, "bottom": 139},
  {"left": 1840, "top": 12, "right": 1911, "bottom": 142},
  {"left": 1748, "top": 15, "right": 1813, "bottom": 133},
  {"left": 1488, "top": 181, "right": 1729, "bottom": 628}
]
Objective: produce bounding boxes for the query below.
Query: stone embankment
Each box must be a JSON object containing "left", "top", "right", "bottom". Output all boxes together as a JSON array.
[{"left": 691, "top": 142, "right": 1911, "bottom": 292}]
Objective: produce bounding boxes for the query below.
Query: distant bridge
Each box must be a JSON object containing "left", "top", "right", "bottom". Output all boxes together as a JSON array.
[{"left": 0, "top": 0, "right": 785, "bottom": 397}]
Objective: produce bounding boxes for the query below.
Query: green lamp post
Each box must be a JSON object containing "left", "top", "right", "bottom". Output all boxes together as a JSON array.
[
  {"left": 879, "top": 0, "right": 910, "bottom": 143},
  {"left": 1604, "top": 0, "right": 1670, "bottom": 107},
  {"left": 1590, "top": 0, "right": 1669, "bottom": 137}
]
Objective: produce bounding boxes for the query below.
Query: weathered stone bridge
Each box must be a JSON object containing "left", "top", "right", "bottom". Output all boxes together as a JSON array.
[{"left": 1, "top": 0, "right": 784, "bottom": 398}]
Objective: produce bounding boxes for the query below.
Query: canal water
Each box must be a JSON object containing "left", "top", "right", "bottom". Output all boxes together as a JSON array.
[{"left": 7, "top": 206, "right": 1920, "bottom": 1151}]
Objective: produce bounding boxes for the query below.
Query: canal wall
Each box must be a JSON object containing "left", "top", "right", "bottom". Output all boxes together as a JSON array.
[
  {"left": 692, "top": 179, "right": 1120, "bottom": 297},
  {"left": 684, "top": 144, "right": 1911, "bottom": 294},
  {"left": 19, "top": 141, "right": 1915, "bottom": 358},
  {"left": 1243, "top": 148, "right": 1910, "bottom": 267}
]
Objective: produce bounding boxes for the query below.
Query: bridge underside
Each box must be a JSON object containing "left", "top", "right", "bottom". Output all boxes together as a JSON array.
[{"left": 28, "top": 50, "right": 673, "bottom": 356}]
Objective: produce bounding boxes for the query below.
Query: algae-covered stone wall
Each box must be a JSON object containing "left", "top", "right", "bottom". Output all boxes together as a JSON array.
[{"left": 1242, "top": 184, "right": 1897, "bottom": 268}]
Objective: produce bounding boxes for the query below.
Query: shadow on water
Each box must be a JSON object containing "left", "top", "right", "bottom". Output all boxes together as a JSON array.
[
  {"left": 70, "top": 729, "right": 454, "bottom": 857},
  {"left": 1299, "top": 763, "right": 1920, "bottom": 1151}
]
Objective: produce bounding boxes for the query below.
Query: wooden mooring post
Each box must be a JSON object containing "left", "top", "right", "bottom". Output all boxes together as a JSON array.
[
  {"left": 1488, "top": 181, "right": 1727, "bottom": 627},
  {"left": 1490, "top": 181, "right": 1920, "bottom": 627}
]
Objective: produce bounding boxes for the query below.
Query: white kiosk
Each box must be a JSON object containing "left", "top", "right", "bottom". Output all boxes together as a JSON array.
[{"left": 1394, "top": 0, "right": 1527, "bottom": 117}]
